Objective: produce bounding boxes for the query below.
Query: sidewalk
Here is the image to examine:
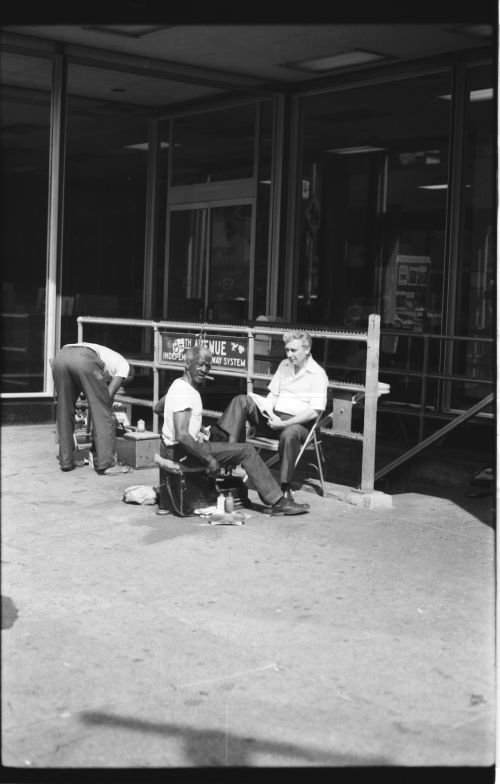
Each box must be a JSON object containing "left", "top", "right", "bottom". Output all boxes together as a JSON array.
[{"left": 1, "top": 424, "right": 496, "bottom": 769}]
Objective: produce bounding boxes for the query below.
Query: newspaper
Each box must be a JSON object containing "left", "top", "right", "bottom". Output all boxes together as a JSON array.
[{"left": 249, "top": 392, "right": 275, "bottom": 419}]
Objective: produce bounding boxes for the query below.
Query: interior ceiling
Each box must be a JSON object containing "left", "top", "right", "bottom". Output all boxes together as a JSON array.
[{"left": 2, "top": 23, "right": 494, "bottom": 107}]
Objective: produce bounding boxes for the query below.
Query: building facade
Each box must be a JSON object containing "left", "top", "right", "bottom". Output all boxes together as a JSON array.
[{"left": 1, "top": 27, "right": 495, "bottom": 448}]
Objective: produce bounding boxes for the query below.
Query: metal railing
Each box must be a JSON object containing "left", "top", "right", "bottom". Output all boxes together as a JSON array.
[
  {"left": 77, "top": 314, "right": 384, "bottom": 493},
  {"left": 376, "top": 330, "right": 494, "bottom": 442}
]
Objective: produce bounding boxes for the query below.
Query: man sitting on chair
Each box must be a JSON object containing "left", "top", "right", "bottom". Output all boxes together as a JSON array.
[{"left": 216, "top": 330, "right": 328, "bottom": 499}]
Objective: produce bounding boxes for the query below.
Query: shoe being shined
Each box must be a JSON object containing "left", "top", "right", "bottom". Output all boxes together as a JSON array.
[
  {"left": 270, "top": 496, "right": 309, "bottom": 515},
  {"left": 284, "top": 488, "right": 310, "bottom": 509}
]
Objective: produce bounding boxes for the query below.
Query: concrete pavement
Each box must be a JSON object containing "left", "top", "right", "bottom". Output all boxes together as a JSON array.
[{"left": 1, "top": 423, "right": 496, "bottom": 769}]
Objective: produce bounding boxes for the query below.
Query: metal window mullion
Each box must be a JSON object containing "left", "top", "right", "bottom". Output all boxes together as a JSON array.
[
  {"left": 45, "top": 50, "right": 66, "bottom": 396},
  {"left": 283, "top": 95, "right": 301, "bottom": 322},
  {"left": 248, "top": 103, "right": 260, "bottom": 321},
  {"left": 163, "top": 119, "right": 173, "bottom": 315},
  {"left": 441, "top": 62, "right": 467, "bottom": 412},
  {"left": 157, "top": 93, "right": 281, "bottom": 121},
  {"left": 204, "top": 208, "right": 211, "bottom": 315},
  {"left": 267, "top": 95, "right": 285, "bottom": 317},
  {"left": 142, "top": 116, "right": 159, "bottom": 322}
]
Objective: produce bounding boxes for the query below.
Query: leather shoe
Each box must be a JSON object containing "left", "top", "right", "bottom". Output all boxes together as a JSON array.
[
  {"left": 270, "top": 496, "right": 308, "bottom": 516},
  {"left": 284, "top": 488, "right": 310, "bottom": 509}
]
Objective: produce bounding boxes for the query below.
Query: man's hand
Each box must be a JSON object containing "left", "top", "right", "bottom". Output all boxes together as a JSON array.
[
  {"left": 206, "top": 455, "right": 221, "bottom": 475},
  {"left": 267, "top": 412, "right": 285, "bottom": 429}
]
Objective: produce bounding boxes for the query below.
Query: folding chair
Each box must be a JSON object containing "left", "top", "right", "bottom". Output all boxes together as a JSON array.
[{"left": 246, "top": 411, "right": 326, "bottom": 496}]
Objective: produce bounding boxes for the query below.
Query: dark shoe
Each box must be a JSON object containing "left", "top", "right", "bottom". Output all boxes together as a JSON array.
[
  {"left": 283, "top": 488, "right": 310, "bottom": 509},
  {"left": 270, "top": 496, "right": 309, "bottom": 516},
  {"left": 60, "top": 464, "right": 75, "bottom": 472}
]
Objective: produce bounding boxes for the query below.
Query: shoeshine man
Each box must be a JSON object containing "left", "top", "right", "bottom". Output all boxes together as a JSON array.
[{"left": 157, "top": 345, "right": 309, "bottom": 516}]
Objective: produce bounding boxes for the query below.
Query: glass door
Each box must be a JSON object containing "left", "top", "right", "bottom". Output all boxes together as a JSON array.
[{"left": 165, "top": 202, "right": 253, "bottom": 322}]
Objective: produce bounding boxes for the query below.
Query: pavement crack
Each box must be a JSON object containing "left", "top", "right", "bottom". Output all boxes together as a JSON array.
[{"left": 183, "top": 662, "right": 280, "bottom": 689}]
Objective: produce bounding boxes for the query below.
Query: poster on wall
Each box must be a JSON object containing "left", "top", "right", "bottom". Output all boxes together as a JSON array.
[
  {"left": 159, "top": 332, "right": 248, "bottom": 371},
  {"left": 395, "top": 255, "right": 430, "bottom": 330}
]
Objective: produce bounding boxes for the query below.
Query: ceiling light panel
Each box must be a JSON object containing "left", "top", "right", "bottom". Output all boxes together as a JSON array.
[
  {"left": 327, "top": 145, "right": 387, "bottom": 155},
  {"left": 287, "top": 50, "right": 388, "bottom": 72},
  {"left": 82, "top": 25, "right": 172, "bottom": 39}
]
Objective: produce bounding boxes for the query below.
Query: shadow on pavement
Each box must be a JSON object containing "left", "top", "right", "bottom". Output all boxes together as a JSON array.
[
  {"left": 79, "top": 709, "right": 391, "bottom": 767},
  {"left": 384, "top": 483, "right": 496, "bottom": 529}
]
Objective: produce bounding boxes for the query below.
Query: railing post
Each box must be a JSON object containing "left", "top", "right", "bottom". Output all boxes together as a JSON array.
[
  {"left": 153, "top": 324, "right": 160, "bottom": 432},
  {"left": 419, "top": 335, "right": 430, "bottom": 442},
  {"left": 77, "top": 317, "right": 83, "bottom": 343},
  {"left": 247, "top": 329, "right": 255, "bottom": 395},
  {"left": 360, "top": 314, "right": 381, "bottom": 492}
]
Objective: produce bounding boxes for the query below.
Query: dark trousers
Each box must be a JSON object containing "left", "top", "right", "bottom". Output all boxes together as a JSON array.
[
  {"left": 160, "top": 437, "right": 282, "bottom": 507},
  {"left": 217, "top": 394, "right": 311, "bottom": 485},
  {"left": 52, "top": 346, "right": 116, "bottom": 472}
]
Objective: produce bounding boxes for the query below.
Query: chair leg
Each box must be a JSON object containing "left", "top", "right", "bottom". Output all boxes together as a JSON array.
[
  {"left": 313, "top": 439, "right": 326, "bottom": 496},
  {"left": 264, "top": 453, "right": 280, "bottom": 469}
]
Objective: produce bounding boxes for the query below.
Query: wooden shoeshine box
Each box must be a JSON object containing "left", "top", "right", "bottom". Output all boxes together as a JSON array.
[{"left": 115, "top": 430, "right": 161, "bottom": 468}]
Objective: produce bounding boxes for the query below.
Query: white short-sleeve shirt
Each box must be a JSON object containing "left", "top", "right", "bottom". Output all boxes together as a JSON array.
[
  {"left": 65, "top": 342, "right": 130, "bottom": 379},
  {"left": 162, "top": 377, "right": 202, "bottom": 446},
  {"left": 268, "top": 355, "right": 328, "bottom": 415}
]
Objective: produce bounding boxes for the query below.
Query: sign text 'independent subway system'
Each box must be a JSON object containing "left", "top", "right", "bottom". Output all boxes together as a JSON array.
[{"left": 159, "top": 332, "right": 248, "bottom": 371}]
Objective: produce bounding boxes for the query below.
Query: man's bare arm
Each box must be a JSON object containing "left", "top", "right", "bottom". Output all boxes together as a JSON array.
[
  {"left": 108, "top": 376, "right": 126, "bottom": 400},
  {"left": 173, "top": 410, "right": 220, "bottom": 473}
]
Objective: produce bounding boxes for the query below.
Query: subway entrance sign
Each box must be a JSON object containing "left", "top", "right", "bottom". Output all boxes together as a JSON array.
[{"left": 159, "top": 332, "right": 248, "bottom": 371}]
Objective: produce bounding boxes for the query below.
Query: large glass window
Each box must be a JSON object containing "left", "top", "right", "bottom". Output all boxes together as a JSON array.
[
  {"left": 167, "top": 204, "right": 252, "bottom": 322},
  {"left": 297, "top": 73, "right": 452, "bottom": 334},
  {"left": 165, "top": 100, "right": 275, "bottom": 323},
  {"left": 296, "top": 67, "right": 494, "bottom": 426},
  {"left": 171, "top": 105, "right": 255, "bottom": 186},
  {"left": 451, "top": 64, "right": 495, "bottom": 410},
  {"left": 297, "top": 73, "right": 453, "bottom": 412},
  {"left": 0, "top": 52, "right": 52, "bottom": 393},
  {"left": 61, "top": 64, "right": 150, "bottom": 353}
]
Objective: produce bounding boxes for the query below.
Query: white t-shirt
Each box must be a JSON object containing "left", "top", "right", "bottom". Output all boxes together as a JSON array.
[
  {"left": 268, "top": 355, "right": 328, "bottom": 415},
  {"left": 162, "top": 377, "right": 202, "bottom": 446},
  {"left": 65, "top": 342, "right": 130, "bottom": 379}
]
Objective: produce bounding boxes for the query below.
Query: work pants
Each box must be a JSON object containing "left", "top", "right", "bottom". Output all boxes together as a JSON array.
[
  {"left": 160, "top": 438, "right": 282, "bottom": 507},
  {"left": 217, "top": 394, "right": 311, "bottom": 485},
  {"left": 52, "top": 346, "right": 116, "bottom": 472}
]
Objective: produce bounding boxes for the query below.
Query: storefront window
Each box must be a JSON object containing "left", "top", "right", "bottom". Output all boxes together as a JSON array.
[
  {"left": 451, "top": 64, "right": 495, "bottom": 410},
  {"left": 297, "top": 73, "right": 452, "bottom": 333},
  {"left": 166, "top": 100, "right": 275, "bottom": 323},
  {"left": 296, "top": 67, "right": 494, "bottom": 421},
  {"left": 61, "top": 64, "right": 150, "bottom": 353},
  {"left": 297, "top": 73, "right": 453, "bottom": 408},
  {"left": 171, "top": 105, "right": 255, "bottom": 186},
  {"left": 167, "top": 204, "right": 251, "bottom": 322},
  {"left": 0, "top": 52, "right": 52, "bottom": 393}
]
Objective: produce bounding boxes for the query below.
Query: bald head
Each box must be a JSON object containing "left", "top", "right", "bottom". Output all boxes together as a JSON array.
[
  {"left": 184, "top": 345, "right": 212, "bottom": 365},
  {"left": 184, "top": 344, "right": 212, "bottom": 387}
]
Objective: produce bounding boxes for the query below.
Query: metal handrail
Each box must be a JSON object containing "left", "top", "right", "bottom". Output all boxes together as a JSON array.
[
  {"left": 379, "top": 330, "right": 493, "bottom": 442},
  {"left": 77, "top": 314, "right": 383, "bottom": 493},
  {"left": 326, "top": 328, "right": 494, "bottom": 442}
]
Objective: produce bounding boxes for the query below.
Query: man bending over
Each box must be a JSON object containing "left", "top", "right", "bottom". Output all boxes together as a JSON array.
[{"left": 52, "top": 341, "right": 135, "bottom": 474}]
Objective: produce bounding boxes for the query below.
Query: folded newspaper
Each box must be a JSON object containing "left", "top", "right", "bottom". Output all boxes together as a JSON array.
[{"left": 249, "top": 392, "right": 275, "bottom": 419}]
